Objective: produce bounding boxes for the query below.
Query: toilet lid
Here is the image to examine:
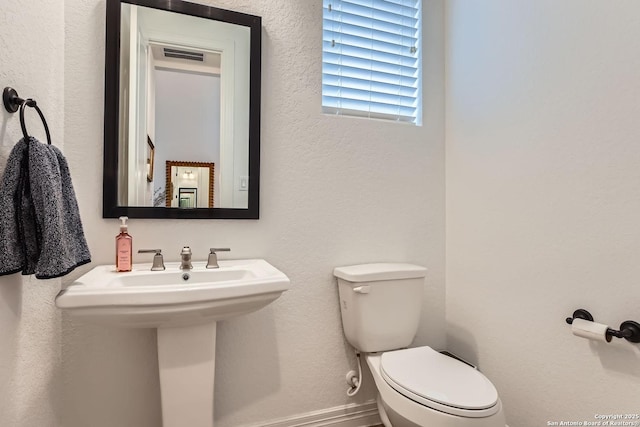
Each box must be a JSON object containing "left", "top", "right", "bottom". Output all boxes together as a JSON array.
[{"left": 380, "top": 347, "right": 498, "bottom": 412}]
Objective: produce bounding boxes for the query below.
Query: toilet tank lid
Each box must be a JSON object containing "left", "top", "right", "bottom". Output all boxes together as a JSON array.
[{"left": 333, "top": 263, "right": 427, "bottom": 282}]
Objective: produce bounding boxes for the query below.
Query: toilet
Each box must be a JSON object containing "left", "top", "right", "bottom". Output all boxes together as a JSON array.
[{"left": 334, "top": 263, "right": 506, "bottom": 427}]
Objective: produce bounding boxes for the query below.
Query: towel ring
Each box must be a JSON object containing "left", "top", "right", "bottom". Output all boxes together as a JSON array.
[{"left": 3, "top": 87, "right": 52, "bottom": 145}]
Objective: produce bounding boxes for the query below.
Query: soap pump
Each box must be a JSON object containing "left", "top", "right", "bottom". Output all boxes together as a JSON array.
[{"left": 116, "top": 216, "right": 132, "bottom": 272}]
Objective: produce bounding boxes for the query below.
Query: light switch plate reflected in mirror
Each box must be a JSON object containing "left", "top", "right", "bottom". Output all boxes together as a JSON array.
[{"left": 239, "top": 176, "right": 248, "bottom": 192}]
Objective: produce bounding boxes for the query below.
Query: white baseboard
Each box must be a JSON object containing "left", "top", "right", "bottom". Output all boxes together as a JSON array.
[{"left": 240, "top": 400, "right": 381, "bottom": 427}]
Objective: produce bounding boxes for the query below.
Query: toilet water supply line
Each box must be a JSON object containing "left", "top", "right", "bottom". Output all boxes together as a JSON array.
[{"left": 346, "top": 350, "right": 363, "bottom": 396}]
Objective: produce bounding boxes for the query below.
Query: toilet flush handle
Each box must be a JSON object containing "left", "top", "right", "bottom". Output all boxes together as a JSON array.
[{"left": 353, "top": 285, "right": 370, "bottom": 294}]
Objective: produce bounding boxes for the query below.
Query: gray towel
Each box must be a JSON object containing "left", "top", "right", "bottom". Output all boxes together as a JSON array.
[
  {"left": 0, "top": 137, "right": 91, "bottom": 279},
  {"left": 0, "top": 139, "right": 29, "bottom": 275}
]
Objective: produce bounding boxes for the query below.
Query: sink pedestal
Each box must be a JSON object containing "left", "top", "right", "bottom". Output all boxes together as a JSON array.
[{"left": 158, "top": 322, "right": 217, "bottom": 427}]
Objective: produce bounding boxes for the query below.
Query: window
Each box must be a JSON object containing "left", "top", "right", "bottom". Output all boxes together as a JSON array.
[{"left": 322, "top": 0, "right": 421, "bottom": 124}]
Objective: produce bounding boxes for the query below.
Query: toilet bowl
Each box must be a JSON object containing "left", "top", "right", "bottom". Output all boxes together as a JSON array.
[
  {"left": 333, "top": 263, "right": 506, "bottom": 427},
  {"left": 366, "top": 348, "right": 505, "bottom": 427}
]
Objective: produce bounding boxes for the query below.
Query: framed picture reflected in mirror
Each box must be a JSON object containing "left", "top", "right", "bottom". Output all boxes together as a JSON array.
[{"left": 146, "top": 136, "right": 155, "bottom": 182}]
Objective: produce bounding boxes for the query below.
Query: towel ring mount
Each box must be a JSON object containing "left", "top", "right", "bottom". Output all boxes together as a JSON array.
[{"left": 3, "top": 87, "right": 52, "bottom": 145}]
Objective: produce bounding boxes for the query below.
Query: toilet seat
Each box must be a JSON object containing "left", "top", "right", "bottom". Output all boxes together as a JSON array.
[{"left": 380, "top": 346, "right": 500, "bottom": 418}]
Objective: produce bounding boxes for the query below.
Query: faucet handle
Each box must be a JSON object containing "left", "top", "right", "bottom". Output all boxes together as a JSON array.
[
  {"left": 206, "top": 248, "right": 230, "bottom": 269},
  {"left": 138, "top": 249, "right": 165, "bottom": 271},
  {"left": 209, "top": 248, "right": 230, "bottom": 253}
]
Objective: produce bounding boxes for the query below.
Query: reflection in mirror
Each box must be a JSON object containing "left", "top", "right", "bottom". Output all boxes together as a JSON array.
[
  {"left": 119, "top": 2, "right": 247, "bottom": 209},
  {"left": 178, "top": 188, "right": 197, "bottom": 208},
  {"left": 103, "top": 0, "right": 261, "bottom": 219},
  {"left": 165, "top": 161, "right": 214, "bottom": 208}
]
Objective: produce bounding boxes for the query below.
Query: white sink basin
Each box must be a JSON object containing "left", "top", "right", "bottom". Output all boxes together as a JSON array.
[{"left": 55, "top": 259, "right": 290, "bottom": 328}]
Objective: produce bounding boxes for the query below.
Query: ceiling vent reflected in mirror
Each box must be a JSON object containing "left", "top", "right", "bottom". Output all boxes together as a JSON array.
[
  {"left": 163, "top": 47, "right": 204, "bottom": 62},
  {"left": 150, "top": 44, "right": 221, "bottom": 75}
]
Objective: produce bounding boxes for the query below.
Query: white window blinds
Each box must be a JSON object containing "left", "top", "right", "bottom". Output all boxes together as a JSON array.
[{"left": 322, "top": 0, "right": 421, "bottom": 124}]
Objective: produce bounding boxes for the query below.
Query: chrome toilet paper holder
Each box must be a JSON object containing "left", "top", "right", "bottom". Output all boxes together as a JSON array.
[{"left": 565, "top": 309, "right": 640, "bottom": 343}]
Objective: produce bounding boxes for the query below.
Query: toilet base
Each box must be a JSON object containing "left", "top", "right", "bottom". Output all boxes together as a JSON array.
[
  {"left": 376, "top": 394, "right": 393, "bottom": 427},
  {"left": 377, "top": 393, "right": 421, "bottom": 427}
]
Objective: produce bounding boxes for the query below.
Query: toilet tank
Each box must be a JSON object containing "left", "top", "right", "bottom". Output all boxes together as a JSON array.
[{"left": 334, "top": 263, "right": 427, "bottom": 353}]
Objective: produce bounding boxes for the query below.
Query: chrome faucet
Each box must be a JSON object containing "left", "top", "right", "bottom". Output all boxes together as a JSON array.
[{"left": 180, "top": 246, "right": 193, "bottom": 270}]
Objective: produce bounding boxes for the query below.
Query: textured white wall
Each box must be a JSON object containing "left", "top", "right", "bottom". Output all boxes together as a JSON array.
[
  {"left": 446, "top": 1, "right": 640, "bottom": 426},
  {"left": 0, "top": 1, "right": 64, "bottom": 427},
  {"left": 62, "top": 1, "right": 445, "bottom": 426}
]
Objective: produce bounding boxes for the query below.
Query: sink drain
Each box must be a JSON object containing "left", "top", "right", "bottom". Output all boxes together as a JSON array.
[{"left": 182, "top": 273, "right": 190, "bottom": 281}]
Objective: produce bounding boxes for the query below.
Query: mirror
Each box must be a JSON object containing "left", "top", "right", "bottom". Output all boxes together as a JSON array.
[
  {"left": 165, "top": 161, "right": 214, "bottom": 208},
  {"left": 103, "top": 0, "right": 261, "bottom": 219},
  {"left": 178, "top": 188, "right": 197, "bottom": 208}
]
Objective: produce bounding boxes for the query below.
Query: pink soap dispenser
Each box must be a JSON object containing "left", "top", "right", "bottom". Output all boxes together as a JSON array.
[{"left": 116, "top": 216, "right": 132, "bottom": 272}]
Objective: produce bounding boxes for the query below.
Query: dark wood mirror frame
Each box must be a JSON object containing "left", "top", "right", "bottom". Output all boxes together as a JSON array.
[{"left": 102, "top": 0, "right": 261, "bottom": 219}]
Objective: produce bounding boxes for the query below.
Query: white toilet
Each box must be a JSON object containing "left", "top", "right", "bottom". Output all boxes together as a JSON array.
[{"left": 334, "top": 263, "right": 506, "bottom": 427}]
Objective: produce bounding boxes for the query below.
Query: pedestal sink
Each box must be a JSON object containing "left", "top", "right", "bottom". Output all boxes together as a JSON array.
[{"left": 55, "top": 259, "right": 290, "bottom": 427}]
